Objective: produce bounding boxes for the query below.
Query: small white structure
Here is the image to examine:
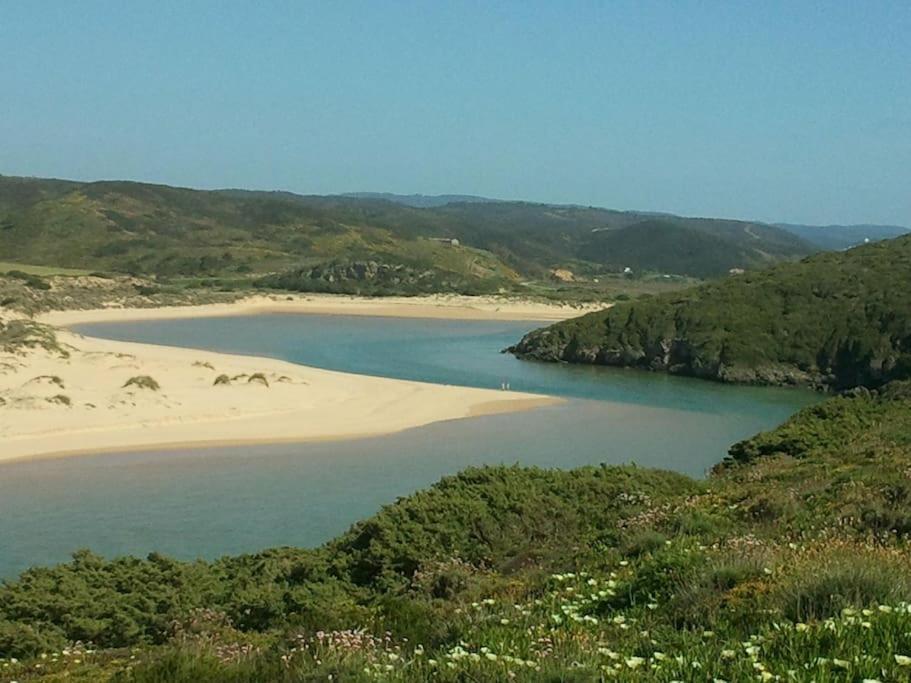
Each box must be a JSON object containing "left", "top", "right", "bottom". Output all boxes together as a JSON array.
[{"left": 429, "top": 237, "right": 460, "bottom": 247}]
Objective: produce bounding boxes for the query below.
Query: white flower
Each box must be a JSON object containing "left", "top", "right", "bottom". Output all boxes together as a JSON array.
[
  {"left": 625, "top": 657, "right": 645, "bottom": 669},
  {"left": 895, "top": 654, "right": 911, "bottom": 666}
]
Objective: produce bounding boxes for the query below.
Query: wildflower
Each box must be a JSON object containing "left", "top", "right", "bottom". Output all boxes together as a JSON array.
[
  {"left": 720, "top": 649, "right": 735, "bottom": 660},
  {"left": 833, "top": 659, "right": 850, "bottom": 669},
  {"left": 795, "top": 623, "right": 809, "bottom": 632},
  {"left": 653, "top": 652, "right": 667, "bottom": 661},
  {"left": 625, "top": 656, "right": 645, "bottom": 669},
  {"left": 895, "top": 654, "right": 911, "bottom": 666}
]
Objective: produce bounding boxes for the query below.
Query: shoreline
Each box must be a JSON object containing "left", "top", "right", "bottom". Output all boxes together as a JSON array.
[
  {"left": 3, "top": 295, "right": 594, "bottom": 464},
  {"left": 37, "top": 292, "right": 606, "bottom": 327},
  {"left": 2, "top": 395, "right": 558, "bottom": 466}
]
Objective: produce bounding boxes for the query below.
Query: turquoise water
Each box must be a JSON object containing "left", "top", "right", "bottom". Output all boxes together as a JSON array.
[{"left": 0, "top": 315, "right": 818, "bottom": 579}]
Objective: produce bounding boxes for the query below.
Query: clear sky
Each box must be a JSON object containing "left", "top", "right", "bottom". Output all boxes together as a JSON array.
[{"left": 1, "top": 1, "right": 909, "bottom": 226}]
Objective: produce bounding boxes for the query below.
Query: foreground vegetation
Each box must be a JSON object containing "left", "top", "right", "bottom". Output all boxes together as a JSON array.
[
  {"left": 2, "top": 381, "right": 911, "bottom": 681},
  {"left": 511, "top": 235, "right": 911, "bottom": 390}
]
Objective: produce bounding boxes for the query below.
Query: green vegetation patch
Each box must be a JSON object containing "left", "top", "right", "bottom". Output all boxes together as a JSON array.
[
  {"left": 3, "top": 384, "right": 911, "bottom": 680},
  {"left": 511, "top": 235, "right": 911, "bottom": 390}
]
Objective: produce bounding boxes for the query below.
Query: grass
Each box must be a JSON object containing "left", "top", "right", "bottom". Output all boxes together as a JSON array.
[
  {"left": 0, "top": 261, "right": 93, "bottom": 277},
  {"left": 0, "top": 318, "right": 68, "bottom": 356},
  {"left": 122, "top": 375, "right": 161, "bottom": 391}
]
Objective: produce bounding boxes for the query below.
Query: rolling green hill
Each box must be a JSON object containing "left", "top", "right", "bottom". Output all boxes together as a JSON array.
[
  {"left": 0, "top": 177, "right": 518, "bottom": 294},
  {"left": 580, "top": 219, "right": 798, "bottom": 278},
  {"left": 510, "top": 234, "right": 911, "bottom": 389},
  {"left": 0, "top": 175, "right": 812, "bottom": 288},
  {"left": 2, "top": 382, "right": 911, "bottom": 681}
]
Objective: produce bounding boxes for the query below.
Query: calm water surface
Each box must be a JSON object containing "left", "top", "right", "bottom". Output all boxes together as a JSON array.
[{"left": 0, "top": 314, "right": 818, "bottom": 578}]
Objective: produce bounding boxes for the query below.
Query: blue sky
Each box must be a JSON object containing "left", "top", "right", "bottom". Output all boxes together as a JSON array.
[{"left": 1, "top": 1, "right": 909, "bottom": 225}]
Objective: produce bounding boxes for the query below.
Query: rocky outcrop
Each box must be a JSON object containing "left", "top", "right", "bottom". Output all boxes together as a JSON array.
[
  {"left": 297, "top": 260, "right": 436, "bottom": 286},
  {"left": 508, "top": 327, "right": 830, "bottom": 389},
  {"left": 256, "top": 259, "right": 503, "bottom": 296}
]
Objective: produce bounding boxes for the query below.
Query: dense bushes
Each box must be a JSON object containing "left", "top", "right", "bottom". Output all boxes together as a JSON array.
[
  {"left": 3, "top": 386, "right": 911, "bottom": 679},
  {"left": 511, "top": 235, "right": 911, "bottom": 389}
]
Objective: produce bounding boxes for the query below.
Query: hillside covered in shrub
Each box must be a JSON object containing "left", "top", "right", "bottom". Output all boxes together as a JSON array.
[
  {"left": 2, "top": 382, "right": 911, "bottom": 681},
  {"left": 510, "top": 235, "right": 911, "bottom": 390},
  {"left": 0, "top": 175, "right": 810, "bottom": 288}
]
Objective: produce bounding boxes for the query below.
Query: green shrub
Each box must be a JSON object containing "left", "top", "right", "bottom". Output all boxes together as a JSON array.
[
  {"left": 6, "top": 270, "right": 51, "bottom": 290},
  {"left": 123, "top": 375, "right": 161, "bottom": 391},
  {"left": 776, "top": 551, "right": 911, "bottom": 622}
]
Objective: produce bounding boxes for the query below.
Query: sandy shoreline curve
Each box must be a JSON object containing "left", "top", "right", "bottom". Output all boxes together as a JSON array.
[
  {"left": 3, "top": 295, "right": 598, "bottom": 464},
  {"left": 38, "top": 292, "right": 605, "bottom": 327}
]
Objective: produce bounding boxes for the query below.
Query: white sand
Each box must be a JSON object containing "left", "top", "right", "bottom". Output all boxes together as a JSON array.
[
  {"left": 39, "top": 292, "right": 605, "bottom": 326},
  {"left": 2, "top": 295, "right": 600, "bottom": 463}
]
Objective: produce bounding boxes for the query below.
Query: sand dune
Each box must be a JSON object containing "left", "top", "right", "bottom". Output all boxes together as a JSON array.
[{"left": 2, "top": 295, "right": 595, "bottom": 463}]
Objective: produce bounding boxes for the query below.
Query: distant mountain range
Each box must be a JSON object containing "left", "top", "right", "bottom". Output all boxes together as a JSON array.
[
  {"left": 342, "top": 191, "right": 909, "bottom": 252},
  {"left": 775, "top": 223, "right": 910, "bottom": 250},
  {"left": 0, "top": 175, "right": 899, "bottom": 287},
  {"left": 341, "top": 192, "right": 502, "bottom": 208}
]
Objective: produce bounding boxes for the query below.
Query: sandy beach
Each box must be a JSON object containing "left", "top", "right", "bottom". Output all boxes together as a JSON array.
[
  {"left": 2, "top": 295, "right": 601, "bottom": 463},
  {"left": 38, "top": 292, "right": 605, "bottom": 327}
]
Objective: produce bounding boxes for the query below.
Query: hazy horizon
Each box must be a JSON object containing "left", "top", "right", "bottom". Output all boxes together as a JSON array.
[{"left": 2, "top": 2, "right": 908, "bottom": 226}]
